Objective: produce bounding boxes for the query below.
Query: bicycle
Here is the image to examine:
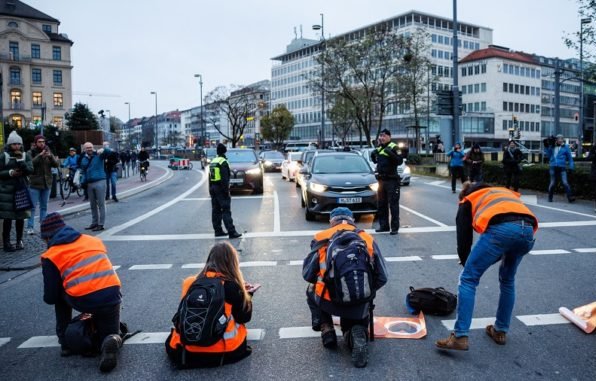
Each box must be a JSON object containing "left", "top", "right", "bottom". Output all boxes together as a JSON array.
[
  {"left": 139, "top": 160, "right": 148, "bottom": 182},
  {"left": 61, "top": 168, "right": 84, "bottom": 199}
]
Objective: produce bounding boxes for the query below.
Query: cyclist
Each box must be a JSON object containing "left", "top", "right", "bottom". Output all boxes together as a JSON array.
[
  {"left": 61, "top": 147, "right": 79, "bottom": 188},
  {"left": 138, "top": 147, "right": 150, "bottom": 175}
]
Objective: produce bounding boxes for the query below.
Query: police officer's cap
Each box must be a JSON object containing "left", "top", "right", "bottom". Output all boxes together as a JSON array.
[{"left": 380, "top": 129, "right": 391, "bottom": 136}]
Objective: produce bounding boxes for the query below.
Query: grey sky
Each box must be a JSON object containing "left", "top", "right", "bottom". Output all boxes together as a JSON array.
[{"left": 26, "top": 0, "right": 584, "bottom": 122}]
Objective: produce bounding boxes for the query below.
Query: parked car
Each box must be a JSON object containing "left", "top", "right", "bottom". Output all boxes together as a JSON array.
[
  {"left": 226, "top": 148, "right": 264, "bottom": 194},
  {"left": 295, "top": 149, "right": 335, "bottom": 188},
  {"left": 300, "top": 152, "right": 378, "bottom": 221},
  {"left": 359, "top": 148, "right": 411, "bottom": 186},
  {"left": 259, "top": 150, "right": 285, "bottom": 172},
  {"left": 281, "top": 151, "right": 302, "bottom": 181},
  {"left": 200, "top": 148, "right": 217, "bottom": 169}
]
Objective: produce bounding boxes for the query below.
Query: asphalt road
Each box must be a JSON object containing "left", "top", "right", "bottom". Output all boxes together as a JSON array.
[{"left": 0, "top": 163, "right": 595, "bottom": 381}]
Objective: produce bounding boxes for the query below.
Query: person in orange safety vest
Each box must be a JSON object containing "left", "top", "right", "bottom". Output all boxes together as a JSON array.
[
  {"left": 166, "top": 241, "right": 254, "bottom": 368},
  {"left": 40, "top": 212, "right": 122, "bottom": 372},
  {"left": 436, "top": 182, "right": 538, "bottom": 351}
]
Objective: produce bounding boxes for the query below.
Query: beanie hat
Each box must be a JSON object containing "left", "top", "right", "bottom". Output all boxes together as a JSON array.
[
  {"left": 330, "top": 207, "right": 354, "bottom": 223},
  {"left": 34, "top": 134, "right": 45, "bottom": 143},
  {"left": 380, "top": 129, "right": 391, "bottom": 136},
  {"left": 6, "top": 131, "right": 23, "bottom": 145},
  {"left": 41, "top": 212, "right": 66, "bottom": 239},
  {"left": 217, "top": 143, "right": 227, "bottom": 155}
]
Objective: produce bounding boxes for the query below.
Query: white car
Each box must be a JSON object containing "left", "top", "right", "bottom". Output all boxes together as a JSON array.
[
  {"left": 281, "top": 152, "right": 302, "bottom": 181},
  {"left": 359, "top": 148, "right": 411, "bottom": 186}
]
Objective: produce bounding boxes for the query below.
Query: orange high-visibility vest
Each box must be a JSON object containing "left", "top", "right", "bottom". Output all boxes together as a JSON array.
[
  {"left": 461, "top": 187, "right": 538, "bottom": 234},
  {"left": 41, "top": 235, "right": 120, "bottom": 297},
  {"left": 312, "top": 223, "right": 375, "bottom": 303},
  {"left": 168, "top": 271, "right": 247, "bottom": 353}
]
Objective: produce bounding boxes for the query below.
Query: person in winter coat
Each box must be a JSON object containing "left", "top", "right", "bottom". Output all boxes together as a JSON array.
[
  {"left": 543, "top": 134, "right": 575, "bottom": 203},
  {"left": 103, "top": 142, "right": 119, "bottom": 202},
  {"left": 79, "top": 142, "right": 111, "bottom": 231},
  {"left": 447, "top": 142, "right": 466, "bottom": 193},
  {"left": 26, "top": 134, "right": 59, "bottom": 234},
  {"left": 464, "top": 144, "right": 484, "bottom": 182},
  {"left": 40, "top": 213, "right": 122, "bottom": 372},
  {"left": 0, "top": 131, "right": 33, "bottom": 251},
  {"left": 502, "top": 140, "right": 524, "bottom": 192}
]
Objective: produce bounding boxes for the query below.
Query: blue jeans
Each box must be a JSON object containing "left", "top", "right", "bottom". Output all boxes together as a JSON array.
[
  {"left": 548, "top": 167, "right": 572, "bottom": 199},
  {"left": 454, "top": 221, "right": 535, "bottom": 337},
  {"left": 28, "top": 187, "right": 50, "bottom": 230},
  {"left": 105, "top": 171, "right": 117, "bottom": 199}
]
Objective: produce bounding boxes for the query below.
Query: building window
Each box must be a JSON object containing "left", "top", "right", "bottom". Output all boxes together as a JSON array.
[
  {"left": 9, "top": 67, "right": 21, "bottom": 85},
  {"left": 514, "top": 103, "right": 519, "bottom": 112},
  {"left": 8, "top": 21, "right": 18, "bottom": 28},
  {"left": 503, "top": 64, "right": 509, "bottom": 73},
  {"left": 53, "top": 70, "right": 62, "bottom": 85},
  {"left": 32, "top": 91, "right": 42, "bottom": 106},
  {"left": 481, "top": 101, "right": 486, "bottom": 111},
  {"left": 462, "top": 68, "right": 467, "bottom": 77},
  {"left": 10, "top": 89, "right": 22, "bottom": 108},
  {"left": 53, "top": 92, "right": 63, "bottom": 107},
  {"left": 52, "top": 116, "right": 63, "bottom": 128},
  {"left": 10, "top": 115, "right": 23, "bottom": 128},
  {"left": 474, "top": 65, "right": 480, "bottom": 75},
  {"left": 474, "top": 83, "right": 480, "bottom": 93},
  {"left": 481, "top": 64, "right": 486, "bottom": 73},
  {"left": 9, "top": 41, "right": 19, "bottom": 60},
  {"left": 503, "top": 82, "right": 507, "bottom": 92},
  {"left": 31, "top": 44, "right": 40, "bottom": 59},
  {"left": 52, "top": 46, "right": 61, "bottom": 60},
  {"left": 42, "top": 24, "right": 51, "bottom": 33},
  {"left": 32, "top": 68, "right": 42, "bottom": 84},
  {"left": 481, "top": 83, "right": 486, "bottom": 92},
  {"left": 503, "top": 102, "right": 507, "bottom": 111},
  {"left": 467, "top": 66, "right": 473, "bottom": 75},
  {"left": 503, "top": 120, "right": 508, "bottom": 130},
  {"left": 514, "top": 84, "right": 519, "bottom": 94}
]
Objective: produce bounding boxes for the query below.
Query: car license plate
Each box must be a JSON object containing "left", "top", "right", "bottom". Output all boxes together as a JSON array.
[
  {"left": 338, "top": 197, "right": 362, "bottom": 204},
  {"left": 230, "top": 178, "right": 244, "bottom": 184}
]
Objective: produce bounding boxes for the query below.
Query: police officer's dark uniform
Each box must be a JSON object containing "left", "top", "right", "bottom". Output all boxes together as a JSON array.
[
  {"left": 371, "top": 129, "right": 403, "bottom": 235},
  {"left": 209, "top": 144, "right": 242, "bottom": 239}
]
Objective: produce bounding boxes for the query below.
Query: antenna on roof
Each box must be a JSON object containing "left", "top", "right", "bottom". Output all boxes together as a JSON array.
[
  {"left": 300, "top": 25, "right": 303, "bottom": 38},
  {"left": 293, "top": 26, "right": 297, "bottom": 39}
]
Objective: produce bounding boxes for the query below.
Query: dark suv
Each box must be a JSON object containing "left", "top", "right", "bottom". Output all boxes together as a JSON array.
[{"left": 226, "top": 148, "right": 264, "bottom": 194}]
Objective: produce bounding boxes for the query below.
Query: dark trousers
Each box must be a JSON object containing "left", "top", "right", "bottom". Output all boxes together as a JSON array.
[
  {"left": 2, "top": 219, "right": 24, "bottom": 243},
  {"left": 504, "top": 166, "right": 520, "bottom": 192},
  {"left": 377, "top": 178, "right": 400, "bottom": 231},
  {"left": 451, "top": 166, "right": 466, "bottom": 191},
  {"left": 210, "top": 186, "right": 236, "bottom": 234},
  {"left": 469, "top": 166, "right": 482, "bottom": 182},
  {"left": 55, "top": 299, "right": 120, "bottom": 347},
  {"left": 306, "top": 290, "right": 368, "bottom": 336}
]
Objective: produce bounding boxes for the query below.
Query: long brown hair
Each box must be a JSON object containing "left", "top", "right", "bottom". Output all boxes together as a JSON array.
[{"left": 200, "top": 242, "right": 250, "bottom": 306}]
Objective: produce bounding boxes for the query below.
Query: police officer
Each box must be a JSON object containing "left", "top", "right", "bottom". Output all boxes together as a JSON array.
[
  {"left": 371, "top": 129, "right": 403, "bottom": 235},
  {"left": 209, "top": 143, "right": 242, "bottom": 239}
]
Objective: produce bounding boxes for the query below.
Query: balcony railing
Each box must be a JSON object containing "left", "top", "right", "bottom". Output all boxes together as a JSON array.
[
  {"left": 10, "top": 102, "right": 25, "bottom": 110},
  {"left": 0, "top": 53, "right": 32, "bottom": 63},
  {"left": 8, "top": 79, "right": 23, "bottom": 86}
]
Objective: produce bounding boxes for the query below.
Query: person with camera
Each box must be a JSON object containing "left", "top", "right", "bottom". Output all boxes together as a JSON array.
[
  {"left": 502, "top": 140, "right": 523, "bottom": 192},
  {"left": 26, "top": 135, "right": 59, "bottom": 235},
  {"left": 543, "top": 134, "right": 575, "bottom": 203},
  {"left": 464, "top": 144, "right": 484, "bottom": 182},
  {"left": 447, "top": 142, "right": 466, "bottom": 193},
  {"left": 371, "top": 129, "right": 403, "bottom": 235},
  {"left": 80, "top": 142, "right": 112, "bottom": 231}
]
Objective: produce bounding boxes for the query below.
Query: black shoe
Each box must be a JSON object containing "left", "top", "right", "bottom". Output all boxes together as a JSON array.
[
  {"left": 105, "top": 196, "right": 110, "bottom": 201},
  {"left": 350, "top": 325, "right": 369, "bottom": 368},
  {"left": 60, "top": 345, "right": 73, "bottom": 357},
  {"left": 452, "top": 190, "right": 456, "bottom": 194},
  {"left": 99, "top": 334, "right": 121, "bottom": 373},
  {"left": 548, "top": 196, "right": 553, "bottom": 202},
  {"left": 112, "top": 196, "right": 119, "bottom": 202},
  {"left": 321, "top": 324, "right": 337, "bottom": 349},
  {"left": 3, "top": 243, "right": 15, "bottom": 252},
  {"left": 375, "top": 228, "right": 389, "bottom": 233},
  {"left": 83, "top": 197, "right": 89, "bottom": 202},
  {"left": 568, "top": 197, "right": 576, "bottom": 203},
  {"left": 229, "top": 231, "right": 242, "bottom": 239},
  {"left": 92, "top": 225, "right": 105, "bottom": 231},
  {"left": 390, "top": 230, "right": 399, "bottom": 235},
  {"left": 214, "top": 231, "right": 228, "bottom": 237},
  {"left": 15, "top": 240, "right": 24, "bottom": 250},
  {"left": 85, "top": 224, "right": 98, "bottom": 230}
]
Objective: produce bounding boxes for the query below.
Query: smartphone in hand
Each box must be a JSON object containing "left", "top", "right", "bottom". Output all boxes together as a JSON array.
[{"left": 245, "top": 282, "right": 261, "bottom": 293}]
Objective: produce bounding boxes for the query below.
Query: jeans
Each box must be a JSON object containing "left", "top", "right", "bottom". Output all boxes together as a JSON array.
[
  {"left": 454, "top": 221, "right": 535, "bottom": 337},
  {"left": 28, "top": 187, "right": 50, "bottom": 230},
  {"left": 87, "top": 181, "right": 106, "bottom": 226},
  {"left": 105, "top": 171, "right": 118, "bottom": 199},
  {"left": 548, "top": 167, "right": 573, "bottom": 200}
]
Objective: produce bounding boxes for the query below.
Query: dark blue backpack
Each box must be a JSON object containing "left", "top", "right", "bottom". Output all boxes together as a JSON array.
[{"left": 324, "top": 229, "right": 374, "bottom": 306}]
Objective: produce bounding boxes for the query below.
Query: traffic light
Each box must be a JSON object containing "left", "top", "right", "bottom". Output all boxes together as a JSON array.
[{"left": 436, "top": 90, "right": 453, "bottom": 115}]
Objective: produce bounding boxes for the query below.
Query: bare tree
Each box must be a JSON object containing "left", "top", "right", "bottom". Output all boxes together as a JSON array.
[
  {"left": 205, "top": 85, "right": 251, "bottom": 147},
  {"left": 328, "top": 94, "right": 357, "bottom": 147}
]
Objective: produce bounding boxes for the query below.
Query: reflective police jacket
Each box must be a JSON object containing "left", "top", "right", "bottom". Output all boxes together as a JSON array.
[
  {"left": 167, "top": 272, "right": 251, "bottom": 354},
  {"left": 209, "top": 155, "right": 230, "bottom": 188},
  {"left": 372, "top": 142, "right": 402, "bottom": 178}
]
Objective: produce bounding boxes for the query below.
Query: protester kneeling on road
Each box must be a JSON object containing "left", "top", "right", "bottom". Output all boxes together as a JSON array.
[
  {"left": 166, "top": 241, "right": 255, "bottom": 368},
  {"left": 40, "top": 213, "right": 122, "bottom": 372},
  {"left": 303, "top": 207, "right": 388, "bottom": 368},
  {"left": 435, "top": 182, "right": 538, "bottom": 351}
]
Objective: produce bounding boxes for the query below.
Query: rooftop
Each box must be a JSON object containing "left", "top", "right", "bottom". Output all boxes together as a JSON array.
[
  {"left": 0, "top": 0, "right": 59, "bottom": 23},
  {"left": 459, "top": 46, "right": 536, "bottom": 65}
]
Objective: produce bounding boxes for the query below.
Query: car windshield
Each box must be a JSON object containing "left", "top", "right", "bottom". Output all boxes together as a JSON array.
[
  {"left": 263, "top": 151, "right": 284, "bottom": 159},
  {"left": 227, "top": 150, "right": 257, "bottom": 163},
  {"left": 289, "top": 152, "right": 302, "bottom": 161},
  {"left": 205, "top": 148, "right": 217, "bottom": 158},
  {"left": 312, "top": 155, "right": 371, "bottom": 174}
]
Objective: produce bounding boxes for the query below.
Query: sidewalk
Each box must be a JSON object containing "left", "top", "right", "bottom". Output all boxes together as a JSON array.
[{"left": 0, "top": 163, "right": 171, "bottom": 274}]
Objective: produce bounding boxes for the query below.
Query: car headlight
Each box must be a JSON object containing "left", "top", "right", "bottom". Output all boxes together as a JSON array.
[
  {"left": 265, "top": 160, "right": 272, "bottom": 166},
  {"left": 403, "top": 166, "right": 411, "bottom": 175},
  {"left": 206, "top": 159, "right": 211, "bottom": 163},
  {"left": 369, "top": 182, "right": 379, "bottom": 192},
  {"left": 309, "top": 182, "right": 327, "bottom": 192},
  {"left": 246, "top": 168, "right": 261, "bottom": 175}
]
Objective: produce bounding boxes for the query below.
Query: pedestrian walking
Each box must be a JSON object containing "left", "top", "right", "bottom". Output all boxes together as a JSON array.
[
  {"left": 464, "top": 144, "right": 484, "bottom": 182},
  {"left": 370, "top": 129, "right": 403, "bottom": 235},
  {"left": 40, "top": 213, "right": 122, "bottom": 372},
  {"left": 80, "top": 142, "right": 111, "bottom": 231},
  {"left": 543, "top": 134, "right": 575, "bottom": 203},
  {"left": 502, "top": 140, "right": 523, "bottom": 192},
  {"left": 130, "top": 150, "right": 138, "bottom": 175},
  {"left": 103, "top": 142, "right": 119, "bottom": 202},
  {"left": 120, "top": 150, "right": 130, "bottom": 178},
  {"left": 447, "top": 142, "right": 466, "bottom": 193},
  {"left": 435, "top": 182, "right": 537, "bottom": 351},
  {"left": 209, "top": 143, "right": 242, "bottom": 239},
  {"left": 166, "top": 241, "right": 255, "bottom": 368},
  {"left": 0, "top": 131, "right": 33, "bottom": 251},
  {"left": 27, "top": 134, "right": 59, "bottom": 234},
  {"left": 303, "top": 207, "right": 387, "bottom": 367}
]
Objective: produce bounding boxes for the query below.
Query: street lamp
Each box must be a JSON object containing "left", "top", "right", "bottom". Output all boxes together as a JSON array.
[
  {"left": 313, "top": 13, "right": 325, "bottom": 147},
  {"left": 124, "top": 102, "right": 131, "bottom": 121},
  {"left": 194, "top": 74, "right": 204, "bottom": 146},
  {"left": 150, "top": 91, "right": 158, "bottom": 152},
  {"left": 579, "top": 17, "right": 592, "bottom": 156}
]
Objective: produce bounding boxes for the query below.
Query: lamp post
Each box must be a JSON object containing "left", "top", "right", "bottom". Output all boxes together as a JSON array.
[
  {"left": 124, "top": 102, "right": 131, "bottom": 121},
  {"left": 579, "top": 17, "right": 592, "bottom": 157},
  {"left": 452, "top": 0, "right": 460, "bottom": 146},
  {"left": 194, "top": 74, "right": 204, "bottom": 146},
  {"left": 150, "top": 91, "right": 158, "bottom": 152},
  {"left": 313, "top": 14, "right": 325, "bottom": 148}
]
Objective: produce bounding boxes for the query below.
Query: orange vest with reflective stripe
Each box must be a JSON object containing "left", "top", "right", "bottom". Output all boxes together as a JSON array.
[
  {"left": 41, "top": 235, "right": 120, "bottom": 297},
  {"left": 313, "top": 223, "right": 375, "bottom": 302},
  {"left": 168, "top": 271, "right": 247, "bottom": 353},
  {"left": 461, "top": 187, "right": 538, "bottom": 234}
]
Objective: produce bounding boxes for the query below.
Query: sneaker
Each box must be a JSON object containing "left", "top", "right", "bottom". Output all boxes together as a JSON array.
[
  {"left": 214, "top": 231, "right": 228, "bottom": 237},
  {"left": 99, "top": 334, "right": 121, "bottom": 373},
  {"left": 485, "top": 325, "right": 506, "bottom": 345},
  {"left": 229, "top": 231, "right": 242, "bottom": 239},
  {"left": 92, "top": 225, "right": 105, "bottom": 232},
  {"left": 435, "top": 332, "right": 469, "bottom": 351},
  {"left": 27, "top": 228, "right": 35, "bottom": 235},
  {"left": 350, "top": 325, "right": 368, "bottom": 368},
  {"left": 320, "top": 323, "right": 337, "bottom": 349},
  {"left": 390, "top": 230, "right": 399, "bottom": 235},
  {"left": 85, "top": 224, "right": 98, "bottom": 230},
  {"left": 112, "top": 196, "right": 119, "bottom": 202},
  {"left": 15, "top": 240, "right": 24, "bottom": 250}
]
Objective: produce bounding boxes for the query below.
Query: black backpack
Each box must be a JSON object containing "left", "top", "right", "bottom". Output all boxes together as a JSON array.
[
  {"left": 63, "top": 313, "right": 138, "bottom": 355},
  {"left": 406, "top": 287, "right": 457, "bottom": 316},
  {"left": 323, "top": 229, "right": 375, "bottom": 306},
  {"left": 172, "top": 276, "right": 228, "bottom": 346}
]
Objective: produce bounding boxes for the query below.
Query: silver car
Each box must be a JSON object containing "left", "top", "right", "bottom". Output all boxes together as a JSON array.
[{"left": 359, "top": 148, "right": 411, "bottom": 186}]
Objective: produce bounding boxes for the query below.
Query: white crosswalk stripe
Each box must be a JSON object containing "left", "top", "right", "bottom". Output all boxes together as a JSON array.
[
  {"left": 0, "top": 338, "right": 10, "bottom": 348},
  {"left": 516, "top": 314, "right": 570, "bottom": 326}
]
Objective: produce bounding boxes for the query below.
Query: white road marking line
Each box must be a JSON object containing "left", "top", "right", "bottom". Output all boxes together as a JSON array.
[
  {"left": 273, "top": 191, "right": 280, "bottom": 233},
  {"left": 0, "top": 338, "right": 10, "bottom": 348},
  {"left": 182, "top": 195, "right": 273, "bottom": 201},
  {"left": 432, "top": 255, "right": 459, "bottom": 260},
  {"left": 246, "top": 329, "right": 266, "bottom": 341},
  {"left": 441, "top": 318, "right": 495, "bottom": 331},
  {"left": 399, "top": 205, "right": 448, "bottom": 227},
  {"left": 529, "top": 249, "right": 570, "bottom": 255},
  {"left": 520, "top": 195, "right": 538, "bottom": 205},
  {"left": 574, "top": 248, "right": 596, "bottom": 253},
  {"left": 129, "top": 264, "right": 173, "bottom": 270},
  {"left": 516, "top": 314, "right": 570, "bottom": 326},
  {"left": 279, "top": 326, "right": 342, "bottom": 339},
  {"left": 288, "top": 260, "right": 303, "bottom": 266},
  {"left": 112, "top": 265, "right": 121, "bottom": 271},
  {"left": 530, "top": 203, "right": 596, "bottom": 219},
  {"left": 271, "top": 249, "right": 283, "bottom": 253},
  {"left": 181, "top": 263, "right": 206, "bottom": 269},
  {"left": 385, "top": 256, "right": 423, "bottom": 262},
  {"left": 98, "top": 170, "right": 207, "bottom": 238},
  {"left": 536, "top": 220, "right": 596, "bottom": 228},
  {"left": 18, "top": 336, "right": 58, "bottom": 348},
  {"left": 239, "top": 261, "right": 277, "bottom": 267},
  {"left": 427, "top": 180, "right": 446, "bottom": 186},
  {"left": 124, "top": 332, "right": 169, "bottom": 344}
]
